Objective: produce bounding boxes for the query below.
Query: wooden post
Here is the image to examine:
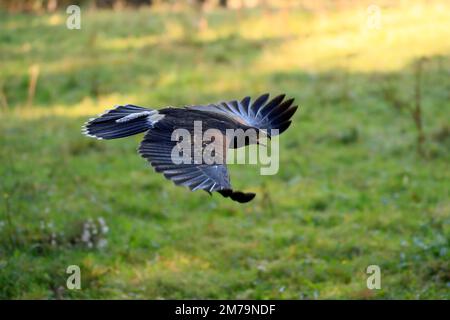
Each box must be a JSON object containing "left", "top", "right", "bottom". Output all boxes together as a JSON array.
[
  {"left": 27, "top": 64, "right": 40, "bottom": 108},
  {"left": 413, "top": 58, "right": 425, "bottom": 156},
  {"left": 0, "top": 80, "right": 9, "bottom": 111}
]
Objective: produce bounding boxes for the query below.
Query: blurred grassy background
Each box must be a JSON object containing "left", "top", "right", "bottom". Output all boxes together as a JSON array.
[{"left": 0, "top": 0, "right": 449, "bottom": 299}]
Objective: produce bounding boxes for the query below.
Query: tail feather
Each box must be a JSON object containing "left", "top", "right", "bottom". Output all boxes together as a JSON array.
[{"left": 82, "top": 105, "right": 163, "bottom": 140}]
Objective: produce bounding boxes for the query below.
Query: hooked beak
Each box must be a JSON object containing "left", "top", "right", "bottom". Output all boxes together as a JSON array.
[
  {"left": 257, "top": 129, "right": 271, "bottom": 147},
  {"left": 260, "top": 129, "right": 271, "bottom": 140}
]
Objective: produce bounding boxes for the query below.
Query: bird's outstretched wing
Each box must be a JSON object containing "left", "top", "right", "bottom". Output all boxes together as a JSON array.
[
  {"left": 187, "top": 93, "right": 298, "bottom": 135},
  {"left": 138, "top": 123, "right": 255, "bottom": 203}
]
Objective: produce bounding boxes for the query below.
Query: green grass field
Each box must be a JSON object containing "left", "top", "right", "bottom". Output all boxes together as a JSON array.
[{"left": 0, "top": 1, "right": 449, "bottom": 299}]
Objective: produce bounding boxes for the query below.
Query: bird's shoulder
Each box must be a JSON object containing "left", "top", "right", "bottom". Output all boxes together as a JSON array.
[{"left": 158, "top": 106, "right": 242, "bottom": 130}]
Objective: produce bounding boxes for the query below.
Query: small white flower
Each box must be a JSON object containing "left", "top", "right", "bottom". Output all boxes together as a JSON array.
[
  {"left": 98, "top": 217, "right": 106, "bottom": 226},
  {"left": 97, "top": 239, "right": 108, "bottom": 249},
  {"left": 101, "top": 225, "right": 109, "bottom": 234},
  {"left": 97, "top": 217, "right": 109, "bottom": 234},
  {"left": 81, "top": 229, "right": 91, "bottom": 243},
  {"left": 257, "top": 264, "right": 266, "bottom": 272}
]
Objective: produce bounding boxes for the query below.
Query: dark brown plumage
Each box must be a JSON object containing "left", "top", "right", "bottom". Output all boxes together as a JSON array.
[{"left": 82, "top": 94, "right": 298, "bottom": 203}]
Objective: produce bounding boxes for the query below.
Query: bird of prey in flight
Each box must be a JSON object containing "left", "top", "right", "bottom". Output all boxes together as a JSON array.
[{"left": 82, "top": 94, "right": 298, "bottom": 203}]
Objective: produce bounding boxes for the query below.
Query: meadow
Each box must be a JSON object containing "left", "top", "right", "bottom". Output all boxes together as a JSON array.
[{"left": 0, "top": 1, "right": 449, "bottom": 299}]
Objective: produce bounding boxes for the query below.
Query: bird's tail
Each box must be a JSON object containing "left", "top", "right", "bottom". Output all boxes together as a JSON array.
[{"left": 82, "top": 105, "right": 164, "bottom": 140}]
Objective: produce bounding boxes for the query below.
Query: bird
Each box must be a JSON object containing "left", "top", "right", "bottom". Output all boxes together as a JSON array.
[{"left": 82, "top": 93, "right": 298, "bottom": 203}]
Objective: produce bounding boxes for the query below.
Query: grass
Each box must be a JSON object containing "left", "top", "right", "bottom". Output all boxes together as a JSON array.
[{"left": 0, "top": 1, "right": 449, "bottom": 299}]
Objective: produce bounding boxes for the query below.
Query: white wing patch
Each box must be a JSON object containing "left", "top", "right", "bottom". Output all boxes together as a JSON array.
[{"left": 115, "top": 110, "right": 165, "bottom": 126}]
